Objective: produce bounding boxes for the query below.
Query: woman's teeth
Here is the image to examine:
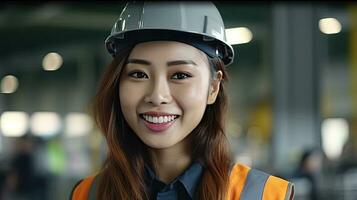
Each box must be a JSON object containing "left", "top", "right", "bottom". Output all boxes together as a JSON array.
[{"left": 142, "top": 115, "right": 177, "bottom": 124}]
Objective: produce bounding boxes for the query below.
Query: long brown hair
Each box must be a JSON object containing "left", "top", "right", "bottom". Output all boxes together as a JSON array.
[{"left": 91, "top": 46, "right": 232, "bottom": 200}]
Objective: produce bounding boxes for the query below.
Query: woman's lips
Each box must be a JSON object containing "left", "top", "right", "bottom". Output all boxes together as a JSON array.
[
  {"left": 142, "top": 119, "right": 176, "bottom": 132},
  {"left": 139, "top": 113, "right": 179, "bottom": 132}
]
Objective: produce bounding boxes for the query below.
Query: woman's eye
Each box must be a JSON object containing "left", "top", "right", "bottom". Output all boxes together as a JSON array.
[
  {"left": 129, "top": 71, "right": 148, "bottom": 79},
  {"left": 171, "top": 72, "right": 192, "bottom": 80}
]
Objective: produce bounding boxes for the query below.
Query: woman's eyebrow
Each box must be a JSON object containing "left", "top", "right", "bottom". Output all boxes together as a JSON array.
[
  {"left": 126, "top": 59, "right": 151, "bottom": 66},
  {"left": 167, "top": 60, "right": 197, "bottom": 66},
  {"left": 126, "top": 59, "right": 197, "bottom": 67}
]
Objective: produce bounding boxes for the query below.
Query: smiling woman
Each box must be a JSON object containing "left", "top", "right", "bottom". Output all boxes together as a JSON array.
[
  {"left": 70, "top": 1, "right": 294, "bottom": 200},
  {"left": 119, "top": 41, "right": 219, "bottom": 151}
]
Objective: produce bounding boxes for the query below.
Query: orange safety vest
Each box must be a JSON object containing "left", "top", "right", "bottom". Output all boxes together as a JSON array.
[{"left": 71, "top": 163, "right": 294, "bottom": 200}]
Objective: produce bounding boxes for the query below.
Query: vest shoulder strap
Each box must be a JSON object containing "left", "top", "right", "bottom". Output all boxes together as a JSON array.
[
  {"left": 71, "top": 175, "right": 97, "bottom": 200},
  {"left": 228, "top": 163, "right": 251, "bottom": 199},
  {"left": 228, "top": 163, "right": 294, "bottom": 200},
  {"left": 262, "top": 175, "right": 294, "bottom": 200}
]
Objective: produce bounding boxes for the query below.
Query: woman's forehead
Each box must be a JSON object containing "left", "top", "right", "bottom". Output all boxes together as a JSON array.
[{"left": 128, "top": 41, "right": 208, "bottom": 64}]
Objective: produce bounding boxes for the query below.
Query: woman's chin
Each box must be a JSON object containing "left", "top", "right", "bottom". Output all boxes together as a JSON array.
[{"left": 144, "top": 141, "right": 177, "bottom": 150}]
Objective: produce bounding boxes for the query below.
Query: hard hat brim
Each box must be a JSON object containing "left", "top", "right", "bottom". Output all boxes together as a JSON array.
[{"left": 105, "top": 29, "right": 234, "bottom": 66}]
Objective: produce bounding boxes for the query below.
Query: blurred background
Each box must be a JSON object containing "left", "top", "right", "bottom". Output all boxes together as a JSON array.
[{"left": 0, "top": 1, "right": 356, "bottom": 200}]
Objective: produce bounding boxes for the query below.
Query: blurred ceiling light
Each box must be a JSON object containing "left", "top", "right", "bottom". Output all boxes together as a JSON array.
[
  {"left": 30, "top": 112, "right": 61, "bottom": 138},
  {"left": 42, "top": 52, "right": 63, "bottom": 71},
  {"left": 1, "top": 75, "right": 19, "bottom": 94},
  {"left": 64, "top": 112, "right": 93, "bottom": 137},
  {"left": 225, "top": 27, "right": 253, "bottom": 45},
  {"left": 0, "top": 111, "right": 29, "bottom": 137},
  {"left": 319, "top": 18, "right": 342, "bottom": 34},
  {"left": 321, "top": 118, "right": 349, "bottom": 160}
]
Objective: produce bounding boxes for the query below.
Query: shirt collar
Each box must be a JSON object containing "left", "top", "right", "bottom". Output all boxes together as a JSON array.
[
  {"left": 177, "top": 161, "right": 204, "bottom": 198},
  {"left": 144, "top": 161, "right": 204, "bottom": 198}
]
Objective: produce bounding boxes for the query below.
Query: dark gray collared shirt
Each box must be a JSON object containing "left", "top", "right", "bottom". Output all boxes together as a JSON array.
[{"left": 144, "top": 161, "right": 204, "bottom": 200}]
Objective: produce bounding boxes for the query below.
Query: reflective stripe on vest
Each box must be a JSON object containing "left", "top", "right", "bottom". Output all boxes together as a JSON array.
[
  {"left": 240, "top": 168, "right": 270, "bottom": 199},
  {"left": 228, "top": 164, "right": 294, "bottom": 200},
  {"left": 71, "top": 163, "right": 294, "bottom": 200},
  {"left": 88, "top": 176, "right": 98, "bottom": 200}
]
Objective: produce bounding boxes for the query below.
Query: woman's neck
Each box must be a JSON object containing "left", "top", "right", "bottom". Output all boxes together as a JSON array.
[{"left": 149, "top": 138, "right": 193, "bottom": 183}]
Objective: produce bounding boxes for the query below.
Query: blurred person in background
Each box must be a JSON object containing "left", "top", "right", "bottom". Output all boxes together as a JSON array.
[
  {"left": 291, "top": 149, "right": 322, "bottom": 200},
  {"left": 337, "top": 140, "right": 357, "bottom": 174},
  {"left": 70, "top": 1, "right": 294, "bottom": 200},
  {"left": 1, "top": 135, "right": 48, "bottom": 200}
]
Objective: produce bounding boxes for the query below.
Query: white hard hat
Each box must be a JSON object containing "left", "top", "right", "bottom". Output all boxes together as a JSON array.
[{"left": 105, "top": 1, "right": 235, "bottom": 66}]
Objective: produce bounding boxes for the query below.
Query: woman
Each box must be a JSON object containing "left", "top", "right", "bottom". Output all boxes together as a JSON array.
[{"left": 71, "top": 1, "right": 294, "bottom": 200}]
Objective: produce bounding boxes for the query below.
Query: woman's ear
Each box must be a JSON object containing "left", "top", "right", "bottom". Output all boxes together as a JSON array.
[{"left": 207, "top": 70, "right": 223, "bottom": 105}]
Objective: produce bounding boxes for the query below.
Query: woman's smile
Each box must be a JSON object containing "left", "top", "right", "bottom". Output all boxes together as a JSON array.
[{"left": 139, "top": 112, "right": 180, "bottom": 132}]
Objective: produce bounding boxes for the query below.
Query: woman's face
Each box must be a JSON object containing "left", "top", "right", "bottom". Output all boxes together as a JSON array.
[{"left": 119, "top": 41, "right": 220, "bottom": 149}]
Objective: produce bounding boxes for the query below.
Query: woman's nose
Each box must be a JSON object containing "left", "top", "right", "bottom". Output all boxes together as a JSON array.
[{"left": 144, "top": 77, "right": 172, "bottom": 106}]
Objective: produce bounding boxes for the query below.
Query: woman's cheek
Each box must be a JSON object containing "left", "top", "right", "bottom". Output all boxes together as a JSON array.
[
  {"left": 172, "top": 82, "right": 208, "bottom": 107},
  {"left": 119, "top": 83, "right": 130, "bottom": 106},
  {"left": 120, "top": 82, "right": 142, "bottom": 109}
]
